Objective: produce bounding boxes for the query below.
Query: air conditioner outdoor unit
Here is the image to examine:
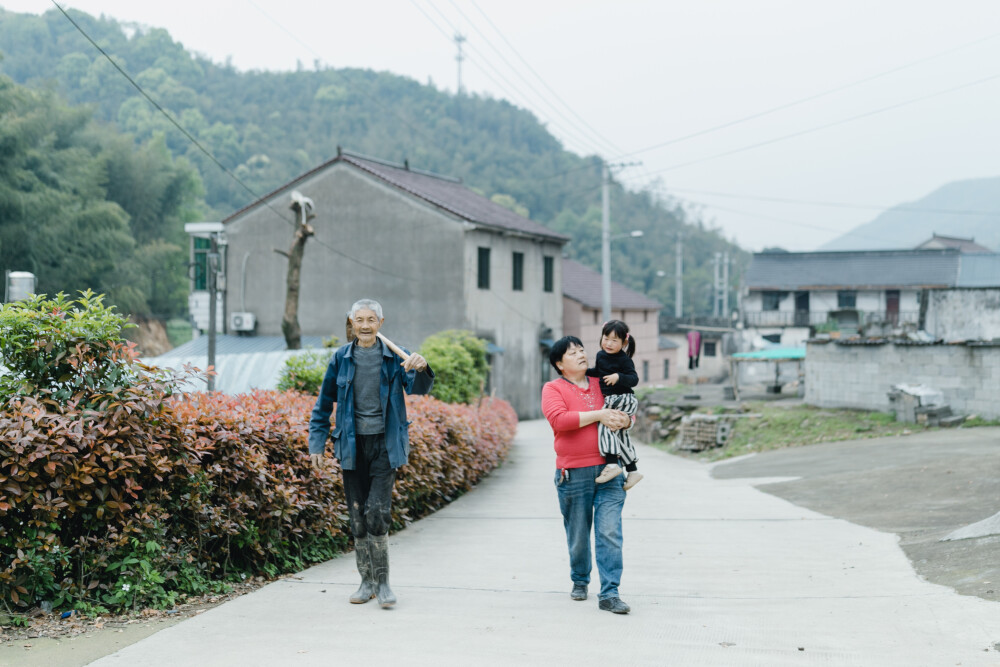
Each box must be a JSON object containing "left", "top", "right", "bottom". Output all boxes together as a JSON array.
[{"left": 229, "top": 312, "right": 256, "bottom": 332}]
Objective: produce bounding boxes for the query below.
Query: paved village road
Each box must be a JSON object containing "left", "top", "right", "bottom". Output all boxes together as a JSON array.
[{"left": 84, "top": 420, "right": 1000, "bottom": 666}]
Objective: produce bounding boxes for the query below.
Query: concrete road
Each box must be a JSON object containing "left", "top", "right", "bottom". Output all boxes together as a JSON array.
[
  {"left": 712, "top": 426, "right": 1000, "bottom": 603},
  {"left": 87, "top": 420, "right": 1000, "bottom": 666}
]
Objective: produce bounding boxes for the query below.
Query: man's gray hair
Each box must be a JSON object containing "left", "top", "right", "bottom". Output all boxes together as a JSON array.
[{"left": 349, "top": 299, "right": 383, "bottom": 320}]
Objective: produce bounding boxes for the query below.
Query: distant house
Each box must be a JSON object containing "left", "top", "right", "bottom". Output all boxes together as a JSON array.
[
  {"left": 742, "top": 248, "right": 1000, "bottom": 342},
  {"left": 914, "top": 233, "right": 993, "bottom": 254},
  {"left": 187, "top": 149, "right": 568, "bottom": 418},
  {"left": 742, "top": 249, "right": 960, "bottom": 339},
  {"left": 561, "top": 259, "right": 678, "bottom": 386}
]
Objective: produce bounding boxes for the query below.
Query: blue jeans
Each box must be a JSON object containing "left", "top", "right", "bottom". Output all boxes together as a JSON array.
[{"left": 554, "top": 464, "right": 626, "bottom": 600}]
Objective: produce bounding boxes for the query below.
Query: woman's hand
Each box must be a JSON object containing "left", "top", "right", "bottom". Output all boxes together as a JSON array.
[
  {"left": 309, "top": 453, "right": 327, "bottom": 472},
  {"left": 598, "top": 409, "right": 630, "bottom": 431},
  {"left": 602, "top": 373, "right": 620, "bottom": 386}
]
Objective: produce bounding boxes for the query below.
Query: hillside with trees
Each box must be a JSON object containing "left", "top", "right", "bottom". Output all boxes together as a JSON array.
[{"left": 0, "top": 7, "right": 745, "bottom": 320}]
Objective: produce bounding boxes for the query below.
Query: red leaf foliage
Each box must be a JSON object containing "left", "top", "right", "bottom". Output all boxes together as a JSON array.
[{"left": 0, "top": 385, "right": 516, "bottom": 611}]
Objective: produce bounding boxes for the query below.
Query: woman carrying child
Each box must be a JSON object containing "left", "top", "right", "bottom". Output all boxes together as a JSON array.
[{"left": 588, "top": 320, "right": 643, "bottom": 490}]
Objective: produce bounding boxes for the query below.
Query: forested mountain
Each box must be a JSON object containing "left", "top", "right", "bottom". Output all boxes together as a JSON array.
[
  {"left": 821, "top": 177, "right": 1000, "bottom": 251},
  {"left": 0, "top": 7, "right": 745, "bottom": 319}
]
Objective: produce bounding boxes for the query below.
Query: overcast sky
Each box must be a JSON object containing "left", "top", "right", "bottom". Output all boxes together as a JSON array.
[{"left": 6, "top": 1, "right": 1000, "bottom": 251}]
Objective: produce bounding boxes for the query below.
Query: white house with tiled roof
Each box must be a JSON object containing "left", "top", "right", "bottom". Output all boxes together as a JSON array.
[
  {"left": 196, "top": 149, "right": 569, "bottom": 418},
  {"left": 561, "top": 259, "right": 678, "bottom": 387}
]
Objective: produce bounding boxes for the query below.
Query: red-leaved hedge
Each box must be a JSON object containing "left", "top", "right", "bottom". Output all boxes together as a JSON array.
[{"left": 0, "top": 388, "right": 516, "bottom": 613}]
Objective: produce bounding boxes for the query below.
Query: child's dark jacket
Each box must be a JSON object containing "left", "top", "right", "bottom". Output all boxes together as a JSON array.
[{"left": 586, "top": 349, "right": 638, "bottom": 397}]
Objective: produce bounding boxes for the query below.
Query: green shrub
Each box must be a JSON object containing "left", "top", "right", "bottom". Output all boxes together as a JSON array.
[
  {"left": 276, "top": 348, "right": 335, "bottom": 394},
  {"left": 0, "top": 295, "right": 517, "bottom": 614},
  {"left": 419, "top": 330, "right": 488, "bottom": 404},
  {"left": 0, "top": 291, "right": 138, "bottom": 404}
]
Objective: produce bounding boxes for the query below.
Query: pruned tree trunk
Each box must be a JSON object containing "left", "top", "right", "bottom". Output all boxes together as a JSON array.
[{"left": 281, "top": 222, "right": 314, "bottom": 350}]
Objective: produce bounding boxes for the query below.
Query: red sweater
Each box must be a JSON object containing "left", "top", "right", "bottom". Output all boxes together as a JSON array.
[{"left": 541, "top": 376, "right": 607, "bottom": 469}]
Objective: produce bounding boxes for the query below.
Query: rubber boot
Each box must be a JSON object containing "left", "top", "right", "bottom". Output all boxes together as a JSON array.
[
  {"left": 348, "top": 536, "right": 377, "bottom": 604},
  {"left": 369, "top": 534, "right": 396, "bottom": 608}
]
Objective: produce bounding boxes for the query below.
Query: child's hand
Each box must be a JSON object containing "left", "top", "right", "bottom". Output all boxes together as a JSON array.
[{"left": 603, "top": 373, "right": 619, "bottom": 386}]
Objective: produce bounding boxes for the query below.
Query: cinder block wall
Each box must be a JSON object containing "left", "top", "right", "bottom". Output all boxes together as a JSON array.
[{"left": 805, "top": 341, "right": 1000, "bottom": 419}]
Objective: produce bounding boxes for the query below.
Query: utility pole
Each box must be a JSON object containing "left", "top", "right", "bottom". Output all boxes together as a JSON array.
[
  {"left": 712, "top": 252, "right": 721, "bottom": 317},
  {"left": 600, "top": 159, "right": 643, "bottom": 321},
  {"left": 207, "top": 235, "right": 219, "bottom": 391},
  {"left": 675, "top": 232, "right": 683, "bottom": 318},
  {"left": 454, "top": 33, "right": 466, "bottom": 95},
  {"left": 722, "top": 251, "right": 730, "bottom": 318},
  {"left": 601, "top": 161, "right": 611, "bottom": 322}
]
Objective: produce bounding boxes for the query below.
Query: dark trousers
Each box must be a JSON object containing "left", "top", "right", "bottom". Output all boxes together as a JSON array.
[{"left": 342, "top": 433, "right": 396, "bottom": 538}]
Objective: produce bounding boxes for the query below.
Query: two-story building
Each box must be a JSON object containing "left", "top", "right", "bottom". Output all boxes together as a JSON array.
[
  {"left": 188, "top": 149, "right": 568, "bottom": 418},
  {"left": 742, "top": 247, "right": 1000, "bottom": 343},
  {"left": 561, "top": 259, "right": 678, "bottom": 386},
  {"left": 742, "top": 249, "right": 962, "bottom": 342}
]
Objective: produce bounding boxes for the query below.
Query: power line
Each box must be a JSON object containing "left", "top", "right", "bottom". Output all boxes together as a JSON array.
[
  {"left": 642, "top": 186, "right": 1000, "bottom": 218},
  {"left": 679, "top": 198, "right": 906, "bottom": 248},
  {"left": 412, "top": 0, "right": 611, "bottom": 158},
  {"left": 449, "top": 0, "right": 622, "bottom": 157},
  {"left": 468, "top": 0, "right": 626, "bottom": 156},
  {"left": 54, "top": 1, "right": 414, "bottom": 283},
  {"left": 52, "top": 1, "right": 297, "bottom": 229},
  {"left": 534, "top": 30, "right": 1000, "bottom": 183},
  {"left": 620, "top": 71, "right": 1000, "bottom": 179}
]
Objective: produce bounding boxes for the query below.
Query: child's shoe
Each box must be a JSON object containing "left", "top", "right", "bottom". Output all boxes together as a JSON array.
[
  {"left": 623, "top": 472, "right": 644, "bottom": 491},
  {"left": 595, "top": 464, "right": 623, "bottom": 483}
]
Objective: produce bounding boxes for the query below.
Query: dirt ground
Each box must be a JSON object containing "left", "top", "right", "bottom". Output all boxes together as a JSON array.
[{"left": 712, "top": 426, "right": 1000, "bottom": 602}]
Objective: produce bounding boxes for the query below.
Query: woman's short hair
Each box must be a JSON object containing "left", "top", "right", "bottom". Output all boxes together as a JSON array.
[{"left": 548, "top": 335, "right": 584, "bottom": 374}]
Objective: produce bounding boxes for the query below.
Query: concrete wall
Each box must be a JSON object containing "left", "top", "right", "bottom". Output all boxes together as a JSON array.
[
  {"left": 221, "top": 161, "right": 562, "bottom": 419},
  {"left": 225, "top": 164, "right": 466, "bottom": 345},
  {"left": 463, "top": 229, "right": 563, "bottom": 419},
  {"left": 925, "top": 289, "right": 1000, "bottom": 341},
  {"left": 805, "top": 340, "right": 1000, "bottom": 419},
  {"left": 562, "top": 301, "right": 677, "bottom": 387}
]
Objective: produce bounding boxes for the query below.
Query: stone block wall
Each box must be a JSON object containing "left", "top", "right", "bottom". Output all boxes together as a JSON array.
[{"left": 805, "top": 341, "right": 1000, "bottom": 419}]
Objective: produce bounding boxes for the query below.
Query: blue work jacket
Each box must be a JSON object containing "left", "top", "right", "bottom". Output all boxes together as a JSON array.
[{"left": 308, "top": 341, "right": 434, "bottom": 470}]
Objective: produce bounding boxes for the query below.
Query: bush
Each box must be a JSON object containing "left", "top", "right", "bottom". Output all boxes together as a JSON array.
[
  {"left": 0, "top": 294, "right": 517, "bottom": 614},
  {"left": 276, "top": 348, "right": 335, "bottom": 394},
  {"left": 419, "top": 330, "right": 488, "bottom": 404},
  {"left": 0, "top": 291, "right": 138, "bottom": 404}
]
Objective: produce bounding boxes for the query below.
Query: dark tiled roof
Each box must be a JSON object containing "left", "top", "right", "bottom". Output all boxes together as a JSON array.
[
  {"left": 915, "top": 234, "right": 993, "bottom": 254},
  {"left": 223, "top": 151, "right": 569, "bottom": 244},
  {"left": 745, "top": 250, "right": 961, "bottom": 290},
  {"left": 956, "top": 254, "right": 1000, "bottom": 287},
  {"left": 562, "top": 259, "right": 662, "bottom": 311}
]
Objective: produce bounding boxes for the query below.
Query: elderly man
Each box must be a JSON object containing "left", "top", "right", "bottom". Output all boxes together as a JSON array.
[{"left": 309, "top": 299, "right": 434, "bottom": 608}]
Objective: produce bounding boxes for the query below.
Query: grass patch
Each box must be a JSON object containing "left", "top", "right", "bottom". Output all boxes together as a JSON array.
[{"left": 674, "top": 402, "right": 932, "bottom": 461}]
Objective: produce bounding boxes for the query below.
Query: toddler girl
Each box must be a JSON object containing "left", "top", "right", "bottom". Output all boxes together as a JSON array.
[{"left": 588, "top": 320, "right": 643, "bottom": 491}]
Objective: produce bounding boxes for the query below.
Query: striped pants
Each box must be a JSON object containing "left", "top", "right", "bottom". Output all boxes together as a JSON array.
[{"left": 598, "top": 393, "right": 638, "bottom": 467}]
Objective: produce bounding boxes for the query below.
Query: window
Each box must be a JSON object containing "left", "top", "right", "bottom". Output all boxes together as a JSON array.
[
  {"left": 477, "top": 247, "right": 490, "bottom": 289},
  {"left": 643, "top": 310, "right": 649, "bottom": 322},
  {"left": 642, "top": 360, "right": 649, "bottom": 383},
  {"left": 193, "top": 237, "right": 211, "bottom": 290},
  {"left": 512, "top": 252, "right": 524, "bottom": 291},
  {"left": 593, "top": 310, "right": 599, "bottom": 324},
  {"left": 543, "top": 256, "right": 554, "bottom": 293},
  {"left": 704, "top": 341, "right": 717, "bottom": 357},
  {"left": 762, "top": 333, "right": 782, "bottom": 344},
  {"left": 762, "top": 291, "right": 782, "bottom": 311},
  {"left": 663, "top": 359, "right": 670, "bottom": 380},
  {"left": 837, "top": 290, "right": 857, "bottom": 308}
]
